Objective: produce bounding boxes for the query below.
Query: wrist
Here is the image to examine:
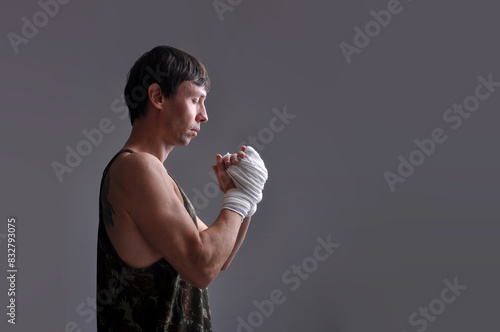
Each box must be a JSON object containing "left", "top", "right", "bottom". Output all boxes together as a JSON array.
[
  {"left": 222, "top": 188, "right": 254, "bottom": 221},
  {"left": 221, "top": 206, "right": 245, "bottom": 222}
]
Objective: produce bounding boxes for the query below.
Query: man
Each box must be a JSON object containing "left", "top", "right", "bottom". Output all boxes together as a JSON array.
[{"left": 96, "top": 46, "right": 268, "bottom": 331}]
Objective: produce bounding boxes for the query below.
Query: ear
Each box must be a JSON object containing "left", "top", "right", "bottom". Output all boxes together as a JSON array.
[{"left": 148, "top": 83, "right": 163, "bottom": 110}]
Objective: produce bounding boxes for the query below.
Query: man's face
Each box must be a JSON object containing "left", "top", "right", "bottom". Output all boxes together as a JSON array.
[{"left": 161, "top": 80, "right": 208, "bottom": 146}]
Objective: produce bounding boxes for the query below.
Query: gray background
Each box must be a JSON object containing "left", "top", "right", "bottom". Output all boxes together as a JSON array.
[{"left": 1, "top": 0, "right": 499, "bottom": 331}]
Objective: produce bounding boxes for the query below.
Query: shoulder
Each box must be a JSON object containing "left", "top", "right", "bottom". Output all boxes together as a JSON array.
[
  {"left": 110, "top": 152, "right": 175, "bottom": 190},
  {"left": 114, "top": 151, "right": 161, "bottom": 170}
]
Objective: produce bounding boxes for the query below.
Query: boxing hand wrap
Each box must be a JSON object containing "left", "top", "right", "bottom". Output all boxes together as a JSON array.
[
  {"left": 222, "top": 146, "right": 268, "bottom": 218},
  {"left": 222, "top": 188, "right": 254, "bottom": 220}
]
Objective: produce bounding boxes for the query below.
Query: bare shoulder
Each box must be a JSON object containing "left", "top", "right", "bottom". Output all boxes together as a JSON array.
[
  {"left": 112, "top": 151, "right": 163, "bottom": 174},
  {"left": 108, "top": 152, "right": 180, "bottom": 212},
  {"left": 112, "top": 152, "right": 174, "bottom": 188}
]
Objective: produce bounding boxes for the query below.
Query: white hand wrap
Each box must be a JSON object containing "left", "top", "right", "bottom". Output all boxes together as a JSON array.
[{"left": 222, "top": 146, "right": 268, "bottom": 219}]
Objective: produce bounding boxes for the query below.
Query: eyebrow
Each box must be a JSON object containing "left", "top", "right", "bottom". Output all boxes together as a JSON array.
[
  {"left": 185, "top": 81, "right": 207, "bottom": 98},
  {"left": 195, "top": 90, "right": 207, "bottom": 98}
]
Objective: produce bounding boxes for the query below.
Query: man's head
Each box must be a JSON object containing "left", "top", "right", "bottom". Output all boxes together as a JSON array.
[{"left": 124, "top": 45, "right": 210, "bottom": 125}]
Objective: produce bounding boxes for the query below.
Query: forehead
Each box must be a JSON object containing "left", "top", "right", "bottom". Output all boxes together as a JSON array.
[{"left": 177, "top": 80, "right": 207, "bottom": 97}]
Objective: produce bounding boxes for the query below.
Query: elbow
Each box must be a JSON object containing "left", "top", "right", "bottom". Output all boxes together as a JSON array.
[
  {"left": 183, "top": 265, "right": 220, "bottom": 289},
  {"left": 180, "top": 240, "right": 224, "bottom": 288}
]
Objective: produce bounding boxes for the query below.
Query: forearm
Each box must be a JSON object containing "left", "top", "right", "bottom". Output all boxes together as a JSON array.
[
  {"left": 221, "top": 216, "right": 251, "bottom": 270},
  {"left": 196, "top": 145, "right": 265, "bottom": 281},
  {"left": 196, "top": 209, "right": 243, "bottom": 283}
]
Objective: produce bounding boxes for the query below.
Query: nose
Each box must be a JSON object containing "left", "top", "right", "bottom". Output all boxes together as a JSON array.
[{"left": 197, "top": 102, "right": 208, "bottom": 123}]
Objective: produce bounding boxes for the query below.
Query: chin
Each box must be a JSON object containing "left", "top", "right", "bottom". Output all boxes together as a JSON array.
[{"left": 178, "top": 138, "right": 191, "bottom": 146}]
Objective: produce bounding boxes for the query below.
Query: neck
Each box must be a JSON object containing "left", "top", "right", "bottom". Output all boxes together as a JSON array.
[{"left": 122, "top": 117, "right": 174, "bottom": 163}]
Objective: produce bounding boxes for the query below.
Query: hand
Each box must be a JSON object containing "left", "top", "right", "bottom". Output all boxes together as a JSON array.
[
  {"left": 211, "top": 146, "right": 247, "bottom": 194},
  {"left": 221, "top": 145, "right": 268, "bottom": 218}
]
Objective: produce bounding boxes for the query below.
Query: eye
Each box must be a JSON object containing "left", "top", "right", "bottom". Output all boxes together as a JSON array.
[{"left": 192, "top": 99, "right": 198, "bottom": 104}]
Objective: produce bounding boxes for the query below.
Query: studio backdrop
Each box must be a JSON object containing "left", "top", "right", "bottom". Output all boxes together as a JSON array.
[{"left": 1, "top": 0, "right": 499, "bottom": 331}]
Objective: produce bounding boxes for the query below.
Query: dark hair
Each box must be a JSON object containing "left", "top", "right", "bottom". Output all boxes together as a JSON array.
[{"left": 124, "top": 45, "right": 210, "bottom": 125}]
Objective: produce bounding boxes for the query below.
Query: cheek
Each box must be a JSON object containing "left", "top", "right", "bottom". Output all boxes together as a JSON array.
[
  {"left": 181, "top": 104, "right": 197, "bottom": 121},
  {"left": 172, "top": 106, "right": 193, "bottom": 129}
]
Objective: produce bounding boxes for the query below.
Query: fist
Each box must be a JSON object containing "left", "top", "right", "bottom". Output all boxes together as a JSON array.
[{"left": 211, "top": 146, "right": 247, "bottom": 193}]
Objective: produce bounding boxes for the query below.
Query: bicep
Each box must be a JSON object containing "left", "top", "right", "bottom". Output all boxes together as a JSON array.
[{"left": 118, "top": 156, "right": 202, "bottom": 277}]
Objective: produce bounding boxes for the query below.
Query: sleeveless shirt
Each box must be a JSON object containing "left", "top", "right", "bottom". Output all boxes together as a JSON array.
[{"left": 96, "top": 149, "right": 212, "bottom": 331}]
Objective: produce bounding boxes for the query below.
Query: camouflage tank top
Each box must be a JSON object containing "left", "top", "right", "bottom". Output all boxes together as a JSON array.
[{"left": 96, "top": 149, "right": 212, "bottom": 331}]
